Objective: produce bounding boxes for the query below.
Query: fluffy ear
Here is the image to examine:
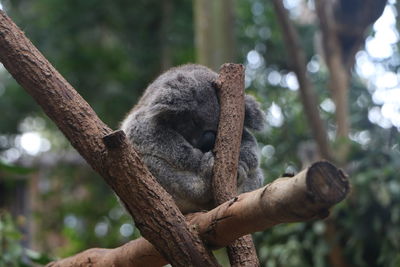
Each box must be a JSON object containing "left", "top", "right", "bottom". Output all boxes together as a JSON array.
[
  {"left": 145, "top": 72, "right": 199, "bottom": 119},
  {"left": 146, "top": 93, "right": 197, "bottom": 119},
  {"left": 244, "top": 95, "right": 266, "bottom": 131},
  {"left": 147, "top": 103, "right": 174, "bottom": 118}
]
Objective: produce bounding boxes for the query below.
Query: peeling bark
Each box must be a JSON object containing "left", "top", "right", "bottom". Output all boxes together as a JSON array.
[{"left": 48, "top": 161, "right": 350, "bottom": 267}]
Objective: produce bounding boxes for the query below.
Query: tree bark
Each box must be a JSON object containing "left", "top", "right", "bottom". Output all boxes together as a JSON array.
[
  {"left": 0, "top": 10, "right": 219, "bottom": 267},
  {"left": 48, "top": 161, "right": 350, "bottom": 267},
  {"left": 212, "top": 63, "right": 245, "bottom": 202},
  {"left": 271, "top": 0, "right": 333, "bottom": 161},
  {"left": 212, "top": 63, "right": 259, "bottom": 266}
]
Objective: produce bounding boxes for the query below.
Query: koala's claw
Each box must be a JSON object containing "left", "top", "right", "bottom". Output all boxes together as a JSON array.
[
  {"left": 237, "top": 162, "right": 249, "bottom": 186},
  {"left": 200, "top": 151, "right": 214, "bottom": 178}
]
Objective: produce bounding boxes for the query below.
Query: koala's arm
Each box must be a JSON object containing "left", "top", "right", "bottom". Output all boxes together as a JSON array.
[
  {"left": 237, "top": 129, "right": 264, "bottom": 193},
  {"left": 140, "top": 124, "right": 207, "bottom": 171},
  {"left": 142, "top": 153, "right": 214, "bottom": 213},
  {"left": 126, "top": 121, "right": 214, "bottom": 212}
]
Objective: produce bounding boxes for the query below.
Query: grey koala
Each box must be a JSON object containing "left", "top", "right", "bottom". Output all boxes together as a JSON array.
[{"left": 121, "top": 64, "right": 265, "bottom": 213}]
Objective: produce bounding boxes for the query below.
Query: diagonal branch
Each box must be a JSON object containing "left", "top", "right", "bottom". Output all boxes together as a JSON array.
[
  {"left": 0, "top": 10, "right": 218, "bottom": 267},
  {"left": 271, "top": 0, "right": 333, "bottom": 161}
]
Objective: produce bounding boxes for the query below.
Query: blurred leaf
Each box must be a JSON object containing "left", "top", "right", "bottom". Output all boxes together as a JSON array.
[{"left": 0, "top": 160, "right": 34, "bottom": 175}]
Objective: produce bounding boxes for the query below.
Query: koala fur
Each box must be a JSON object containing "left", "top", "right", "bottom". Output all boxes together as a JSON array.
[{"left": 121, "top": 64, "right": 265, "bottom": 213}]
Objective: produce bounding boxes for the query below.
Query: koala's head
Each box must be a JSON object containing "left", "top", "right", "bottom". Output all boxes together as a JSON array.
[{"left": 139, "top": 64, "right": 265, "bottom": 152}]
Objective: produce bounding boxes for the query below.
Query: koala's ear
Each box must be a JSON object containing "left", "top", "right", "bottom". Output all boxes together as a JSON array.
[
  {"left": 147, "top": 104, "right": 168, "bottom": 117},
  {"left": 244, "top": 95, "right": 266, "bottom": 131},
  {"left": 147, "top": 103, "right": 172, "bottom": 118},
  {"left": 147, "top": 98, "right": 196, "bottom": 119}
]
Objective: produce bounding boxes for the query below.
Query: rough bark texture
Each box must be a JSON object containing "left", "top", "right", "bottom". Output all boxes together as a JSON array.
[
  {"left": 226, "top": 236, "right": 259, "bottom": 267},
  {"left": 212, "top": 63, "right": 245, "bottom": 203},
  {"left": 0, "top": 10, "right": 219, "bottom": 267},
  {"left": 212, "top": 63, "right": 259, "bottom": 266},
  {"left": 272, "top": 0, "right": 332, "bottom": 161},
  {"left": 48, "top": 161, "right": 350, "bottom": 267}
]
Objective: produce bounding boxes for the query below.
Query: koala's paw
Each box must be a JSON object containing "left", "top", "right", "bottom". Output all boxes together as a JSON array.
[
  {"left": 237, "top": 161, "right": 249, "bottom": 186},
  {"left": 200, "top": 151, "right": 214, "bottom": 178}
]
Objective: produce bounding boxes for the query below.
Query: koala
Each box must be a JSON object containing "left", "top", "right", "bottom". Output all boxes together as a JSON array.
[{"left": 121, "top": 64, "right": 265, "bottom": 213}]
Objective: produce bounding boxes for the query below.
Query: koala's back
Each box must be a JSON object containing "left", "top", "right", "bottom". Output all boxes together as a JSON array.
[
  {"left": 120, "top": 64, "right": 265, "bottom": 213},
  {"left": 134, "top": 64, "right": 217, "bottom": 111}
]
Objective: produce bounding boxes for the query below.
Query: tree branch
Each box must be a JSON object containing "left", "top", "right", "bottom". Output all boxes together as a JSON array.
[
  {"left": 315, "top": 0, "right": 387, "bottom": 162},
  {"left": 315, "top": 0, "right": 350, "bottom": 161},
  {"left": 48, "top": 161, "right": 350, "bottom": 267},
  {"left": 212, "top": 63, "right": 259, "bottom": 266},
  {"left": 0, "top": 10, "right": 218, "bottom": 267},
  {"left": 271, "top": 0, "right": 333, "bottom": 161}
]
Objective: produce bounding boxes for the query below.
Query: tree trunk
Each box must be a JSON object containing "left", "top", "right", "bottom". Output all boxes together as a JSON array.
[
  {"left": 194, "top": 0, "right": 236, "bottom": 70},
  {"left": 272, "top": 0, "right": 333, "bottom": 161},
  {"left": 160, "top": 0, "right": 173, "bottom": 71}
]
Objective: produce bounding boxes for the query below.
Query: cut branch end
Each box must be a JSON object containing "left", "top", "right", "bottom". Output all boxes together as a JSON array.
[{"left": 103, "top": 130, "right": 127, "bottom": 149}]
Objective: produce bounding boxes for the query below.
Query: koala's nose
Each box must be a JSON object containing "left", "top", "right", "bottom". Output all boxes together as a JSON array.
[{"left": 198, "top": 131, "right": 216, "bottom": 152}]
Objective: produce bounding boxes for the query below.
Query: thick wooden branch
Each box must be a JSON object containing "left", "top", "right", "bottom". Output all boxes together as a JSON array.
[
  {"left": 213, "top": 63, "right": 245, "bottom": 203},
  {"left": 0, "top": 11, "right": 218, "bottom": 266},
  {"left": 212, "top": 64, "right": 259, "bottom": 266},
  {"left": 48, "top": 161, "right": 350, "bottom": 267},
  {"left": 272, "top": 0, "right": 333, "bottom": 161}
]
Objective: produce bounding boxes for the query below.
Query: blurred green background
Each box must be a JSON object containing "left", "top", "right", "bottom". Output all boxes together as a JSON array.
[{"left": 0, "top": 0, "right": 399, "bottom": 266}]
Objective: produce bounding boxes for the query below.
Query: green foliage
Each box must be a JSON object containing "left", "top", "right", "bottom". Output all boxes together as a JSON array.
[
  {"left": 0, "top": 212, "right": 23, "bottom": 267},
  {"left": 0, "top": 211, "right": 53, "bottom": 266},
  {"left": 30, "top": 166, "right": 141, "bottom": 258},
  {"left": 238, "top": 1, "right": 400, "bottom": 266},
  {"left": 1, "top": 0, "right": 194, "bottom": 133},
  {"left": 0, "top": 160, "right": 34, "bottom": 175}
]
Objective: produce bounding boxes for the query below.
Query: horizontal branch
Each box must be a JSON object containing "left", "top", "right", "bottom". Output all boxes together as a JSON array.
[{"left": 48, "top": 161, "right": 350, "bottom": 267}]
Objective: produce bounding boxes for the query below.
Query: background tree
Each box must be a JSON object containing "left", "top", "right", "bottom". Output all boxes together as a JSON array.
[
  {"left": 194, "top": 0, "right": 236, "bottom": 70},
  {"left": 0, "top": 0, "right": 399, "bottom": 266}
]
